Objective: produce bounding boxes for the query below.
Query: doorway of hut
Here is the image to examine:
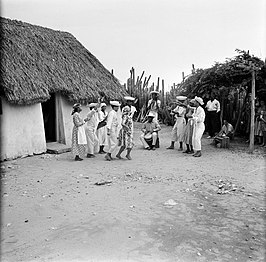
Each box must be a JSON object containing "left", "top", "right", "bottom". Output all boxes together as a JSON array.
[{"left": 41, "top": 93, "right": 56, "bottom": 142}]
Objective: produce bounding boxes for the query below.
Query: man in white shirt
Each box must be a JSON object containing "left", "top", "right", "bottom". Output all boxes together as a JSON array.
[
  {"left": 85, "top": 101, "right": 101, "bottom": 158},
  {"left": 105, "top": 101, "right": 120, "bottom": 161},
  {"left": 205, "top": 93, "right": 221, "bottom": 138},
  {"left": 140, "top": 112, "right": 161, "bottom": 150},
  {"left": 147, "top": 91, "right": 161, "bottom": 122},
  {"left": 96, "top": 103, "right": 108, "bottom": 154}
]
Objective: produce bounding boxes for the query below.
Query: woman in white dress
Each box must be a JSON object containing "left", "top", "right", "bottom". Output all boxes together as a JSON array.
[
  {"left": 166, "top": 96, "right": 187, "bottom": 151},
  {"left": 71, "top": 103, "right": 88, "bottom": 161},
  {"left": 191, "top": 96, "right": 205, "bottom": 157}
]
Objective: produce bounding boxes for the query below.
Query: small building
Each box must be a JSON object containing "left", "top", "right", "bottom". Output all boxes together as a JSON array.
[{"left": 0, "top": 17, "right": 127, "bottom": 160}]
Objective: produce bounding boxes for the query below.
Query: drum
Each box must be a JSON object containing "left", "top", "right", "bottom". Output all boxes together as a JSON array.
[{"left": 144, "top": 133, "right": 152, "bottom": 142}]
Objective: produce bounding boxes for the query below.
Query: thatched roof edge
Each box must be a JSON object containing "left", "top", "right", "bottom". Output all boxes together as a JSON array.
[{"left": 0, "top": 17, "right": 127, "bottom": 105}]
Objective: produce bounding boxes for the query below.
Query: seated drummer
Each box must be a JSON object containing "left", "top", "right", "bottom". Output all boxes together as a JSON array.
[
  {"left": 140, "top": 112, "right": 161, "bottom": 150},
  {"left": 214, "top": 119, "right": 234, "bottom": 145}
]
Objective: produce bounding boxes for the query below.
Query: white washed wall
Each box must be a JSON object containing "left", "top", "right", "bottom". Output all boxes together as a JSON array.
[{"left": 0, "top": 98, "right": 46, "bottom": 160}]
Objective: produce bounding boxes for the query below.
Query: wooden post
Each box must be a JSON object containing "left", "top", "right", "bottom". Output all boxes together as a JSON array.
[
  {"left": 182, "top": 72, "right": 185, "bottom": 82},
  {"left": 162, "top": 79, "right": 165, "bottom": 107},
  {"left": 249, "top": 69, "right": 256, "bottom": 153}
]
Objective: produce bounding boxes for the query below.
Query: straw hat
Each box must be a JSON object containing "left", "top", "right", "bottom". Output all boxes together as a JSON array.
[
  {"left": 110, "top": 101, "right": 121, "bottom": 107},
  {"left": 194, "top": 96, "right": 204, "bottom": 105},
  {"left": 150, "top": 90, "right": 159, "bottom": 95},
  {"left": 176, "top": 95, "right": 187, "bottom": 101},
  {"left": 100, "top": 103, "right": 107, "bottom": 107},
  {"left": 88, "top": 102, "right": 97, "bottom": 108},
  {"left": 124, "top": 96, "right": 135, "bottom": 101},
  {"left": 147, "top": 112, "right": 155, "bottom": 118}
]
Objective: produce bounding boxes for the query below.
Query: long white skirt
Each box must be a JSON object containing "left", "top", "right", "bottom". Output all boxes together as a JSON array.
[{"left": 171, "top": 117, "right": 186, "bottom": 142}]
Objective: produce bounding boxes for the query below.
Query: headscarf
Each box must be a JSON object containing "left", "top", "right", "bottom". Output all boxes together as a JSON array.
[
  {"left": 122, "top": 105, "right": 130, "bottom": 115},
  {"left": 71, "top": 103, "right": 81, "bottom": 115}
]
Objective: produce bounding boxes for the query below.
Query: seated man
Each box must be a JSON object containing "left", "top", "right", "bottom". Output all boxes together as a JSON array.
[
  {"left": 214, "top": 119, "right": 234, "bottom": 146},
  {"left": 140, "top": 112, "right": 161, "bottom": 150}
]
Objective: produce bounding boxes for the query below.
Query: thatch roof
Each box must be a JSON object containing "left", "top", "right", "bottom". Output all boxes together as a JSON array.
[{"left": 0, "top": 17, "right": 127, "bottom": 105}]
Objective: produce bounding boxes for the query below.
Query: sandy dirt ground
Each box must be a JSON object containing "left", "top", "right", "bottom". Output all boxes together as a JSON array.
[{"left": 1, "top": 123, "right": 265, "bottom": 262}]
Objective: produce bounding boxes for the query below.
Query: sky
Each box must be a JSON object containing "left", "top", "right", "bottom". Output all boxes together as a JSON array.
[{"left": 1, "top": 0, "right": 265, "bottom": 89}]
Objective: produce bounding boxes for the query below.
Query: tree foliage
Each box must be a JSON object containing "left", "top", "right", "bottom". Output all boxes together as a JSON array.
[{"left": 179, "top": 49, "right": 265, "bottom": 100}]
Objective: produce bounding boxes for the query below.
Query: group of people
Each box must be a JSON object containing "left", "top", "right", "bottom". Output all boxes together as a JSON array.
[
  {"left": 72, "top": 89, "right": 264, "bottom": 161},
  {"left": 71, "top": 91, "right": 208, "bottom": 161},
  {"left": 71, "top": 96, "right": 138, "bottom": 161},
  {"left": 255, "top": 99, "right": 266, "bottom": 147},
  {"left": 166, "top": 96, "right": 206, "bottom": 157}
]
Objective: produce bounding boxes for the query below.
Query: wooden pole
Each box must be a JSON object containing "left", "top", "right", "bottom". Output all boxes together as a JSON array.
[
  {"left": 162, "top": 79, "right": 165, "bottom": 107},
  {"left": 249, "top": 69, "right": 256, "bottom": 153}
]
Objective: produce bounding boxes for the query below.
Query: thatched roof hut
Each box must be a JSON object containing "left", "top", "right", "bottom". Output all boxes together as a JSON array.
[{"left": 0, "top": 17, "right": 127, "bottom": 105}]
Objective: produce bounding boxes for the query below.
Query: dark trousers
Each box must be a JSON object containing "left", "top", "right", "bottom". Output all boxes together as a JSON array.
[{"left": 206, "top": 111, "right": 220, "bottom": 137}]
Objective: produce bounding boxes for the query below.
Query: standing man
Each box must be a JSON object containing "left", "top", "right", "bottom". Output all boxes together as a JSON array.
[
  {"left": 85, "top": 100, "right": 101, "bottom": 158},
  {"left": 96, "top": 103, "right": 108, "bottom": 154},
  {"left": 166, "top": 96, "right": 187, "bottom": 150},
  {"left": 205, "top": 93, "right": 220, "bottom": 138},
  {"left": 105, "top": 101, "right": 121, "bottom": 161},
  {"left": 192, "top": 96, "right": 206, "bottom": 157},
  {"left": 147, "top": 91, "right": 161, "bottom": 122}
]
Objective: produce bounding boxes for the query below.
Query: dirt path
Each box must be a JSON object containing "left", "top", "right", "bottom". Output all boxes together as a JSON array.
[{"left": 1, "top": 123, "right": 265, "bottom": 262}]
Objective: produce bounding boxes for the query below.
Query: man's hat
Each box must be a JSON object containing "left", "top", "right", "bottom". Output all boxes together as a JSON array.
[
  {"left": 110, "top": 101, "right": 121, "bottom": 107},
  {"left": 194, "top": 96, "right": 204, "bottom": 105},
  {"left": 88, "top": 103, "right": 97, "bottom": 108},
  {"left": 124, "top": 96, "right": 135, "bottom": 101},
  {"left": 100, "top": 103, "right": 107, "bottom": 107},
  {"left": 176, "top": 96, "right": 187, "bottom": 101},
  {"left": 150, "top": 90, "right": 159, "bottom": 95},
  {"left": 147, "top": 112, "right": 155, "bottom": 118}
]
